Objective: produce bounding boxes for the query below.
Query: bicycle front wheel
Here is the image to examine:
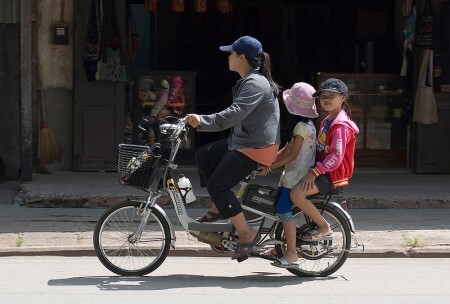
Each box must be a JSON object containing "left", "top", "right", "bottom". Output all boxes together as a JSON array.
[
  {"left": 93, "top": 200, "right": 171, "bottom": 276},
  {"left": 274, "top": 203, "right": 351, "bottom": 277}
]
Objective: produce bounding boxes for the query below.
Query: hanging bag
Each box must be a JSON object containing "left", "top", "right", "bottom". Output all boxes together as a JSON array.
[
  {"left": 415, "top": 0, "right": 434, "bottom": 49},
  {"left": 413, "top": 49, "right": 439, "bottom": 124},
  {"left": 97, "top": 0, "right": 128, "bottom": 82},
  {"left": 83, "top": 0, "right": 100, "bottom": 81}
]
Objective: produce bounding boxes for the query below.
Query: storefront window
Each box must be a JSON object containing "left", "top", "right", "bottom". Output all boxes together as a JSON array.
[
  {"left": 125, "top": 71, "right": 196, "bottom": 162},
  {"left": 316, "top": 73, "right": 410, "bottom": 166}
]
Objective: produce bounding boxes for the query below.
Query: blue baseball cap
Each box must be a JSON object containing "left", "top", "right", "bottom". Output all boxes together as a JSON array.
[
  {"left": 219, "top": 36, "right": 263, "bottom": 59},
  {"left": 313, "top": 78, "right": 349, "bottom": 97}
]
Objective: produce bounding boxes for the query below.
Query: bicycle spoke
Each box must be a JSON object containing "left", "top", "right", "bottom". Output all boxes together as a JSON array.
[{"left": 275, "top": 204, "right": 351, "bottom": 277}]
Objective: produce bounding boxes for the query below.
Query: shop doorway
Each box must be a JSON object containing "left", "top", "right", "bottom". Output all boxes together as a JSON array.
[{"left": 73, "top": 0, "right": 126, "bottom": 171}]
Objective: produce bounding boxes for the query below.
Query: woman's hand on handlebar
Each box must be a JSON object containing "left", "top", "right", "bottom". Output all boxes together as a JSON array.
[{"left": 185, "top": 114, "right": 201, "bottom": 128}]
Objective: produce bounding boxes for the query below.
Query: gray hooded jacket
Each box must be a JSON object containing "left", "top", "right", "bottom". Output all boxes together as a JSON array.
[{"left": 199, "top": 69, "right": 280, "bottom": 150}]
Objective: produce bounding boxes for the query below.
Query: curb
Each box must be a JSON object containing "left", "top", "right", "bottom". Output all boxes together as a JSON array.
[
  {"left": 15, "top": 195, "right": 450, "bottom": 209},
  {"left": 348, "top": 198, "right": 450, "bottom": 209}
]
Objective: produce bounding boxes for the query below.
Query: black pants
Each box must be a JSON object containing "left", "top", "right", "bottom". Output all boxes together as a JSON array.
[{"left": 195, "top": 139, "right": 258, "bottom": 218}]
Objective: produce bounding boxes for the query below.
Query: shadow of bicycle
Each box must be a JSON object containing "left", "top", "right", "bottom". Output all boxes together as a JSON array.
[{"left": 48, "top": 272, "right": 339, "bottom": 291}]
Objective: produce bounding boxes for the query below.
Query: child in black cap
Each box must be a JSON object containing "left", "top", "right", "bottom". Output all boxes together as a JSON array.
[{"left": 290, "top": 78, "right": 359, "bottom": 242}]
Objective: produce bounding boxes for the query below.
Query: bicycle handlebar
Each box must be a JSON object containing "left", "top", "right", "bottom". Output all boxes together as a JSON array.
[{"left": 159, "top": 116, "right": 188, "bottom": 141}]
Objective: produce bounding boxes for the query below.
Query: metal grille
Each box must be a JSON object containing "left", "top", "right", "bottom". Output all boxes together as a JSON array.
[{"left": 118, "top": 144, "right": 161, "bottom": 191}]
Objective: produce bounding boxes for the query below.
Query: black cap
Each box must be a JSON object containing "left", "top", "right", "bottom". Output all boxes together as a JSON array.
[{"left": 313, "top": 78, "right": 349, "bottom": 97}]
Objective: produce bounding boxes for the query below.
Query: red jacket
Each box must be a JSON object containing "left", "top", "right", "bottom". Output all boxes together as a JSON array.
[{"left": 311, "top": 110, "right": 359, "bottom": 188}]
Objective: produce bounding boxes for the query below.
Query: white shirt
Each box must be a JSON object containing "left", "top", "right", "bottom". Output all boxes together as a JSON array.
[{"left": 279, "top": 121, "right": 316, "bottom": 189}]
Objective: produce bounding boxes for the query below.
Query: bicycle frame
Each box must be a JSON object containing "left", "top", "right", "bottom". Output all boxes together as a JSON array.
[{"left": 139, "top": 120, "right": 236, "bottom": 247}]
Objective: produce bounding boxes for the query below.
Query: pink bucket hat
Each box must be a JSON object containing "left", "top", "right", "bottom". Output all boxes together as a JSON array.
[{"left": 282, "top": 82, "right": 318, "bottom": 118}]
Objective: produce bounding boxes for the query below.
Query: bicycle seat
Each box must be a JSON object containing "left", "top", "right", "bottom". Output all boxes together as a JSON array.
[{"left": 307, "top": 188, "right": 343, "bottom": 200}]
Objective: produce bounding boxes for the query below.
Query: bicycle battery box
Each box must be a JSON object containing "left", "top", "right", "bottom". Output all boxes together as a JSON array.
[{"left": 242, "top": 184, "right": 279, "bottom": 215}]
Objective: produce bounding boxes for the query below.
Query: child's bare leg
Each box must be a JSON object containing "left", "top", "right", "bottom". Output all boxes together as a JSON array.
[
  {"left": 290, "top": 185, "right": 333, "bottom": 236},
  {"left": 282, "top": 220, "right": 298, "bottom": 263}
]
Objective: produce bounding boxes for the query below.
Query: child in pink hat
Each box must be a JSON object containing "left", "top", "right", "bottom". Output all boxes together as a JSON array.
[{"left": 259, "top": 82, "right": 318, "bottom": 268}]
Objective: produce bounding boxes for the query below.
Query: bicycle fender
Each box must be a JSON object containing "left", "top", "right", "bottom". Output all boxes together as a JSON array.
[
  {"left": 329, "top": 202, "right": 356, "bottom": 233},
  {"left": 326, "top": 201, "right": 356, "bottom": 233},
  {"left": 152, "top": 204, "right": 177, "bottom": 248}
]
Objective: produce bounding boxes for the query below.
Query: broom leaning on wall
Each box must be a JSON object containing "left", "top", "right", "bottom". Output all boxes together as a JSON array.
[
  {"left": 36, "top": 63, "right": 62, "bottom": 173},
  {"left": 35, "top": 73, "right": 50, "bottom": 175}
]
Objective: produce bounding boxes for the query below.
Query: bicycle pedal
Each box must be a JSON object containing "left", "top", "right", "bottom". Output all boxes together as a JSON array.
[
  {"left": 296, "top": 240, "right": 319, "bottom": 246},
  {"left": 251, "top": 246, "right": 266, "bottom": 254}
]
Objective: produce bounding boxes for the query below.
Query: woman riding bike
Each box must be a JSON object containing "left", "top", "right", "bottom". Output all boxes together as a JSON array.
[{"left": 185, "top": 35, "right": 280, "bottom": 261}]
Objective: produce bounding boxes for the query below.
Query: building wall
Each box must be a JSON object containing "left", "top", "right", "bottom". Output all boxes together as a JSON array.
[
  {"left": 36, "top": 0, "right": 74, "bottom": 171},
  {"left": 0, "top": 0, "right": 74, "bottom": 180}
]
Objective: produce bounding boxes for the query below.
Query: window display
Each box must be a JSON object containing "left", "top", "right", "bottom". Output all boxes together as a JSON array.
[
  {"left": 316, "top": 73, "right": 410, "bottom": 166},
  {"left": 125, "top": 71, "right": 196, "bottom": 152}
]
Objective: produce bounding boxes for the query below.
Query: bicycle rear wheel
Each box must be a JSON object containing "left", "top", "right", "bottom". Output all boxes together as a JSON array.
[
  {"left": 93, "top": 200, "right": 171, "bottom": 276},
  {"left": 274, "top": 203, "right": 351, "bottom": 277}
]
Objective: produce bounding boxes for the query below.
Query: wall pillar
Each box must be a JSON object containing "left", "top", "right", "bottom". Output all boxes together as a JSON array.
[{"left": 20, "top": 0, "right": 33, "bottom": 181}]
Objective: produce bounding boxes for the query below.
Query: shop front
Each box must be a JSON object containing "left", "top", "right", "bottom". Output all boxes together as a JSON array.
[
  {"left": 69, "top": 0, "right": 450, "bottom": 172},
  {"left": 111, "top": 0, "right": 407, "bottom": 166},
  {"left": 5, "top": 0, "right": 450, "bottom": 182}
]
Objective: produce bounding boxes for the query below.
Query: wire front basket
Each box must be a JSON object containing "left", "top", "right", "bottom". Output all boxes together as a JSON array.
[{"left": 118, "top": 144, "right": 161, "bottom": 191}]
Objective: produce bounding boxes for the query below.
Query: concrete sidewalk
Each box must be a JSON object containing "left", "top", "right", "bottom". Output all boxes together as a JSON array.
[
  {"left": 11, "top": 167, "right": 450, "bottom": 208},
  {"left": 0, "top": 204, "right": 449, "bottom": 258},
  {"left": 0, "top": 167, "right": 449, "bottom": 257}
]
